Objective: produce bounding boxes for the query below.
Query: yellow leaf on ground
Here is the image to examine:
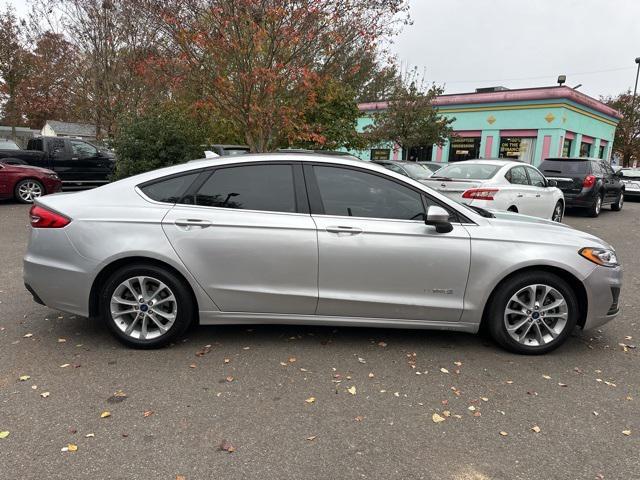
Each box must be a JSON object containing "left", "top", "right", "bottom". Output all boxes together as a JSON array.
[
  {"left": 432, "top": 413, "right": 445, "bottom": 423},
  {"left": 622, "top": 430, "right": 631, "bottom": 436},
  {"left": 499, "top": 431, "right": 508, "bottom": 436},
  {"left": 40, "top": 392, "right": 50, "bottom": 398},
  {"left": 347, "top": 386, "right": 357, "bottom": 395},
  {"left": 100, "top": 411, "right": 111, "bottom": 418},
  {"left": 440, "top": 368, "right": 449, "bottom": 374},
  {"left": 19, "top": 375, "right": 30, "bottom": 381},
  {"left": 0, "top": 431, "right": 9, "bottom": 439},
  {"left": 305, "top": 397, "right": 316, "bottom": 404},
  {"left": 67, "top": 443, "right": 78, "bottom": 452},
  {"left": 306, "top": 435, "right": 317, "bottom": 441},
  {"left": 531, "top": 425, "right": 541, "bottom": 433}
]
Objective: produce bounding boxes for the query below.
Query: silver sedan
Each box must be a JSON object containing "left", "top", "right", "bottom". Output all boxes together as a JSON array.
[{"left": 24, "top": 154, "right": 622, "bottom": 354}]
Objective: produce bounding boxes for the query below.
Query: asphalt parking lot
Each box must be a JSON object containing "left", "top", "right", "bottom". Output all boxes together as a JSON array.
[{"left": 1, "top": 200, "right": 639, "bottom": 480}]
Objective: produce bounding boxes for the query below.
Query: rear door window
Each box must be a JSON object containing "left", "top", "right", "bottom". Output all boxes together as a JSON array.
[
  {"left": 505, "top": 166, "right": 529, "bottom": 185},
  {"left": 191, "top": 164, "right": 296, "bottom": 213}
]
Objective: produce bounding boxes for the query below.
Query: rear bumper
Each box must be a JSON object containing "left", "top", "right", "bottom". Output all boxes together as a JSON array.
[
  {"left": 582, "top": 264, "right": 623, "bottom": 330},
  {"left": 562, "top": 189, "right": 598, "bottom": 208}
]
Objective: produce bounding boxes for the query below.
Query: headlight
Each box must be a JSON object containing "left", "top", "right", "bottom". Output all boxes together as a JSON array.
[
  {"left": 47, "top": 173, "right": 59, "bottom": 179},
  {"left": 579, "top": 247, "right": 619, "bottom": 267}
]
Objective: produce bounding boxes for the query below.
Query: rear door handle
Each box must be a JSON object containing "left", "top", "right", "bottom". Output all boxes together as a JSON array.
[
  {"left": 326, "top": 226, "right": 363, "bottom": 234},
  {"left": 517, "top": 194, "right": 524, "bottom": 198},
  {"left": 536, "top": 194, "right": 541, "bottom": 197},
  {"left": 175, "top": 218, "right": 213, "bottom": 228}
]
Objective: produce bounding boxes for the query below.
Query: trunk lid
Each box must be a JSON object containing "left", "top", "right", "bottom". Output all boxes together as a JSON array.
[{"left": 421, "top": 178, "right": 484, "bottom": 201}]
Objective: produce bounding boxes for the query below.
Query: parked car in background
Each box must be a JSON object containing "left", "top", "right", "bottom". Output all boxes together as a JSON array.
[
  {"left": 422, "top": 159, "right": 565, "bottom": 222},
  {"left": 24, "top": 154, "right": 622, "bottom": 354},
  {"left": 0, "top": 137, "right": 114, "bottom": 190},
  {"left": 204, "top": 144, "right": 251, "bottom": 157},
  {"left": 0, "top": 161, "right": 61, "bottom": 203},
  {"left": 373, "top": 160, "right": 435, "bottom": 182},
  {"left": 619, "top": 168, "right": 640, "bottom": 199},
  {"left": 539, "top": 157, "right": 624, "bottom": 217},
  {"left": 418, "top": 161, "right": 448, "bottom": 175}
]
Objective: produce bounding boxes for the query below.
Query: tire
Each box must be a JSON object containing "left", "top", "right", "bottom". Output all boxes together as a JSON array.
[
  {"left": 551, "top": 201, "right": 564, "bottom": 222},
  {"left": 98, "top": 263, "right": 195, "bottom": 348},
  {"left": 14, "top": 178, "right": 44, "bottom": 204},
  {"left": 486, "top": 271, "right": 579, "bottom": 354},
  {"left": 611, "top": 191, "right": 624, "bottom": 211},
  {"left": 587, "top": 192, "right": 602, "bottom": 217}
]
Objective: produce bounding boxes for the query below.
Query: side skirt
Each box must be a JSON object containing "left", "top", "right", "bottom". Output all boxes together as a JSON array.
[{"left": 199, "top": 311, "right": 480, "bottom": 333}]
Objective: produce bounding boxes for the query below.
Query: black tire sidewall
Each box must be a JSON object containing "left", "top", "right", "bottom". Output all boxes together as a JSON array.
[
  {"left": 14, "top": 178, "right": 44, "bottom": 204},
  {"left": 587, "top": 193, "right": 602, "bottom": 217},
  {"left": 99, "top": 264, "right": 195, "bottom": 348},
  {"left": 553, "top": 201, "right": 563, "bottom": 222},
  {"left": 487, "top": 271, "right": 579, "bottom": 355},
  {"left": 611, "top": 192, "right": 623, "bottom": 211}
]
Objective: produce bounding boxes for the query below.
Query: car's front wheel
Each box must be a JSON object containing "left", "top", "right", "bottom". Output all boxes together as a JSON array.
[
  {"left": 99, "top": 263, "right": 195, "bottom": 348},
  {"left": 14, "top": 178, "right": 44, "bottom": 204},
  {"left": 487, "top": 271, "right": 579, "bottom": 354},
  {"left": 611, "top": 191, "right": 624, "bottom": 211},
  {"left": 551, "top": 201, "right": 564, "bottom": 222}
]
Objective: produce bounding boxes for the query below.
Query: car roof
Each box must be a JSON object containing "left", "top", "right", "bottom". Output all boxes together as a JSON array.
[
  {"left": 542, "top": 157, "right": 601, "bottom": 161},
  {"left": 440, "top": 159, "right": 526, "bottom": 167}
]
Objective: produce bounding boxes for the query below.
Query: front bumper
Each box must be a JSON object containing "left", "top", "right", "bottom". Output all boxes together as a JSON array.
[{"left": 582, "top": 264, "right": 623, "bottom": 330}]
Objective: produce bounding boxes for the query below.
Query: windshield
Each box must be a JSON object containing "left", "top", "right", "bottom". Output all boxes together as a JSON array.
[
  {"left": 621, "top": 169, "right": 640, "bottom": 178},
  {"left": 0, "top": 139, "right": 20, "bottom": 150},
  {"left": 402, "top": 163, "right": 433, "bottom": 180},
  {"left": 432, "top": 163, "right": 500, "bottom": 180},
  {"left": 421, "top": 163, "right": 444, "bottom": 173}
]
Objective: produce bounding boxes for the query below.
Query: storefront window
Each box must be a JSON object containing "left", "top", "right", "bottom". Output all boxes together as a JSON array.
[
  {"left": 407, "top": 145, "right": 433, "bottom": 162},
  {"left": 599, "top": 145, "right": 606, "bottom": 159},
  {"left": 562, "top": 138, "right": 573, "bottom": 157},
  {"left": 370, "top": 149, "right": 391, "bottom": 161},
  {"left": 448, "top": 137, "right": 480, "bottom": 162},
  {"left": 499, "top": 137, "right": 536, "bottom": 164},
  {"left": 580, "top": 142, "right": 591, "bottom": 157}
]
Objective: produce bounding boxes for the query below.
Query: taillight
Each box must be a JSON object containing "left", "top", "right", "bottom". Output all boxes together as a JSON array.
[
  {"left": 583, "top": 174, "right": 596, "bottom": 188},
  {"left": 29, "top": 205, "right": 70, "bottom": 228},
  {"left": 462, "top": 188, "right": 499, "bottom": 200}
]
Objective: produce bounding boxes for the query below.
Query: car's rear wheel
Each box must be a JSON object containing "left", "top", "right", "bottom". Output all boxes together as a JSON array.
[
  {"left": 487, "top": 271, "right": 578, "bottom": 354},
  {"left": 587, "top": 193, "right": 602, "bottom": 217},
  {"left": 611, "top": 191, "right": 624, "bottom": 211},
  {"left": 551, "top": 201, "right": 564, "bottom": 222},
  {"left": 14, "top": 179, "right": 44, "bottom": 204},
  {"left": 99, "top": 264, "right": 195, "bottom": 348}
]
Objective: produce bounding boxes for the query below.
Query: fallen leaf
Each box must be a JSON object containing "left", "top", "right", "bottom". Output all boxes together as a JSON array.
[
  {"left": 481, "top": 397, "right": 489, "bottom": 402},
  {"left": 23, "top": 333, "right": 33, "bottom": 338},
  {"left": 67, "top": 443, "right": 78, "bottom": 452},
  {"left": 279, "top": 362, "right": 287, "bottom": 366},
  {"left": 189, "top": 364, "right": 197, "bottom": 369},
  {"left": 225, "top": 376, "right": 234, "bottom": 382},
  {"left": 593, "top": 411, "right": 599, "bottom": 416},
  {"left": 143, "top": 410, "right": 154, "bottom": 417},
  {"left": 542, "top": 375, "right": 551, "bottom": 379},
  {"left": 432, "top": 413, "right": 445, "bottom": 423},
  {"left": 18, "top": 375, "right": 30, "bottom": 381},
  {"left": 100, "top": 411, "right": 111, "bottom": 418},
  {"left": 468, "top": 405, "right": 476, "bottom": 411},
  {"left": 306, "top": 435, "right": 317, "bottom": 441},
  {"left": 622, "top": 430, "right": 631, "bottom": 436},
  {"left": 107, "top": 390, "right": 128, "bottom": 403},
  {"left": 40, "top": 392, "right": 50, "bottom": 398},
  {"left": 347, "top": 386, "right": 357, "bottom": 395},
  {"left": 368, "top": 372, "right": 374, "bottom": 378},
  {"left": 558, "top": 382, "right": 567, "bottom": 387},
  {"left": 354, "top": 415, "right": 364, "bottom": 422},
  {"left": 440, "top": 368, "right": 449, "bottom": 374},
  {"left": 220, "top": 440, "right": 236, "bottom": 453},
  {"left": 58, "top": 338, "right": 66, "bottom": 343},
  {"left": 195, "top": 345, "right": 212, "bottom": 357},
  {"left": 223, "top": 358, "right": 230, "bottom": 364},
  {"left": 531, "top": 425, "right": 541, "bottom": 433},
  {"left": 176, "top": 476, "right": 186, "bottom": 480},
  {"left": 442, "top": 410, "right": 451, "bottom": 417},
  {"left": 454, "top": 361, "right": 462, "bottom": 366},
  {"left": 0, "top": 431, "right": 9, "bottom": 439},
  {"left": 85, "top": 433, "right": 95, "bottom": 438},
  {"left": 505, "top": 380, "right": 514, "bottom": 384},
  {"left": 378, "top": 341, "right": 387, "bottom": 347},
  {"left": 288, "top": 357, "right": 297, "bottom": 363},
  {"left": 60, "top": 364, "right": 70, "bottom": 368},
  {"left": 305, "top": 397, "right": 316, "bottom": 404},
  {"left": 300, "top": 368, "right": 308, "bottom": 372},
  {"left": 499, "top": 431, "right": 508, "bottom": 436},
  {"left": 242, "top": 346, "right": 250, "bottom": 350},
  {"left": 357, "top": 357, "right": 366, "bottom": 364}
]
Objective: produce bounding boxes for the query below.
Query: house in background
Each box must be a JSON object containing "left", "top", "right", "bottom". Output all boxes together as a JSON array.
[
  {"left": 0, "top": 126, "right": 41, "bottom": 148},
  {"left": 41, "top": 120, "right": 98, "bottom": 142}
]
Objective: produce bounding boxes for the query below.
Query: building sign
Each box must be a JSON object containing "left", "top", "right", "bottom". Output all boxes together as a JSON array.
[
  {"left": 448, "top": 137, "right": 480, "bottom": 162},
  {"left": 370, "top": 148, "right": 391, "bottom": 160},
  {"left": 499, "top": 137, "right": 536, "bottom": 164}
]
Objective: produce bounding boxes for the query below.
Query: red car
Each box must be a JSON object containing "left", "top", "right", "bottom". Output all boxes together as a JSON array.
[{"left": 0, "top": 161, "right": 62, "bottom": 203}]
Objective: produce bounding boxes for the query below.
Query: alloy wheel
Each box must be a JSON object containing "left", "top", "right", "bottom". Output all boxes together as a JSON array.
[
  {"left": 110, "top": 276, "right": 178, "bottom": 340},
  {"left": 552, "top": 203, "right": 563, "bottom": 222},
  {"left": 503, "top": 284, "right": 568, "bottom": 347},
  {"left": 17, "top": 181, "right": 43, "bottom": 203},
  {"left": 595, "top": 195, "right": 601, "bottom": 215},
  {"left": 617, "top": 193, "right": 624, "bottom": 209}
]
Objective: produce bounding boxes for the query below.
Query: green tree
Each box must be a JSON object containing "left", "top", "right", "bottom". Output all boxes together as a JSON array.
[
  {"left": 365, "top": 72, "right": 454, "bottom": 159},
  {"left": 113, "top": 106, "right": 207, "bottom": 179},
  {"left": 603, "top": 91, "right": 640, "bottom": 167}
]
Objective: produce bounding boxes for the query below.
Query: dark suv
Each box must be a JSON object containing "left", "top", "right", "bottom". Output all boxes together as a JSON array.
[{"left": 539, "top": 157, "right": 624, "bottom": 217}]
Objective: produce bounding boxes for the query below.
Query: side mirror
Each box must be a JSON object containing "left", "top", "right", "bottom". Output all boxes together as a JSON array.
[
  {"left": 425, "top": 205, "right": 453, "bottom": 233},
  {"left": 547, "top": 179, "right": 558, "bottom": 187}
]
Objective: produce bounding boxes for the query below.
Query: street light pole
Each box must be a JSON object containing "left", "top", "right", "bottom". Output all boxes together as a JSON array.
[{"left": 629, "top": 58, "right": 640, "bottom": 167}]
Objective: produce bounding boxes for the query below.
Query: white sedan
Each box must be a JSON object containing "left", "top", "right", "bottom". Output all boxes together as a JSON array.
[{"left": 422, "top": 160, "right": 565, "bottom": 221}]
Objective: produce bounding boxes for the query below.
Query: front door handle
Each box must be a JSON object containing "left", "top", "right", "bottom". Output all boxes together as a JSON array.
[
  {"left": 517, "top": 194, "right": 524, "bottom": 198},
  {"left": 326, "top": 226, "right": 363, "bottom": 235},
  {"left": 536, "top": 194, "right": 541, "bottom": 197},
  {"left": 175, "top": 218, "right": 213, "bottom": 228}
]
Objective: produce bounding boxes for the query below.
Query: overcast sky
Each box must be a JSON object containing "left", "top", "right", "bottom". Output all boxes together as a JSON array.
[{"left": 4, "top": 0, "right": 640, "bottom": 99}]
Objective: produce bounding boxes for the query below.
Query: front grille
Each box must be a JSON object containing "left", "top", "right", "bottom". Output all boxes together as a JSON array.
[{"left": 607, "top": 287, "right": 620, "bottom": 315}]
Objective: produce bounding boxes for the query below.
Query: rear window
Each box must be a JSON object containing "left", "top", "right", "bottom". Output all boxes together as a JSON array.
[
  {"left": 540, "top": 160, "right": 589, "bottom": 175},
  {"left": 433, "top": 163, "right": 500, "bottom": 180},
  {"left": 0, "top": 139, "right": 20, "bottom": 150},
  {"left": 140, "top": 172, "right": 199, "bottom": 203}
]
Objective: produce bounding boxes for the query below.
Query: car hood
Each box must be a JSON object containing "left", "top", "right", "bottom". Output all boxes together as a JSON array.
[
  {"left": 8, "top": 164, "right": 56, "bottom": 175},
  {"left": 482, "top": 210, "right": 613, "bottom": 250}
]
